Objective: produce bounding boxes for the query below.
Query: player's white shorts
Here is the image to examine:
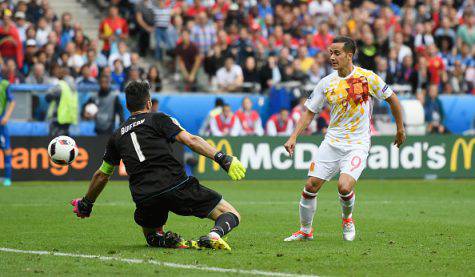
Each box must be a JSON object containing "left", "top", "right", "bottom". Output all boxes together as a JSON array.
[{"left": 308, "top": 140, "right": 368, "bottom": 181}]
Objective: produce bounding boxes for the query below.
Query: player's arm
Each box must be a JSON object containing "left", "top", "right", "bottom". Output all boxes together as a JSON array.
[
  {"left": 71, "top": 161, "right": 114, "bottom": 218},
  {"left": 175, "top": 130, "right": 246, "bottom": 181},
  {"left": 385, "top": 93, "right": 406, "bottom": 147},
  {"left": 1, "top": 86, "right": 15, "bottom": 125},
  {"left": 285, "top": 81, "right": 324, "bottom": 156},
  {"left": 71, "top": 136, "right": 120, "bottom": 218},
  {"left": 1, "top": 100, "right": 15, "bottom": 125}
]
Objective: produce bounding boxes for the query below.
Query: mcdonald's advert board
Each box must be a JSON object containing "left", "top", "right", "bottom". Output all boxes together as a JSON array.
[{"left": 195, "top": 136, "right": 475, "bottom": 180}]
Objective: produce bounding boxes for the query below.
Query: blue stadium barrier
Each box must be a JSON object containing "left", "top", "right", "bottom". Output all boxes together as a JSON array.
[
  {"left": 439, "top": 95, "right": 475, "bottom": 134},
  {"left": 6, "top": 84, "right": 475, "bottom": 135},
  {"left": 119, "top": 93, "right": 270, "bottom": 135}
]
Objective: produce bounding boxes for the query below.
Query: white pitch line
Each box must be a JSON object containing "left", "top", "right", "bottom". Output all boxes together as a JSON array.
[{"left": 0, "top": 247, "right": 318, "bottom": 277}]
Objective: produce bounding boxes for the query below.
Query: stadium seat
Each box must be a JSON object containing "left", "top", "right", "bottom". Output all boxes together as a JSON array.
[{"left": 400, "top": 99, "right": 426, "bottom": 135}]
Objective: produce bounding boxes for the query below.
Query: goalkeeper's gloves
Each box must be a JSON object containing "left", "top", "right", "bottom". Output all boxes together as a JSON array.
[
  {"left": 71, "top": 197, "right": 94, "bottom": 218},
  {"left": 214, "top": 151, "right": 246, "bottom": 181}
]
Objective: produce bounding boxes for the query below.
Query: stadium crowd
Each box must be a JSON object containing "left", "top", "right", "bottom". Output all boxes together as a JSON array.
[{"left": 0, "top": 0, "right": 474, "bottom": 135}]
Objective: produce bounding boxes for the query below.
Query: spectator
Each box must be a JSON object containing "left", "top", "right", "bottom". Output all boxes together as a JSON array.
[
  {"left": 434, "top": 17, "right": 457, "bottom": 47},
  {"left": 396, "top": 55, "right": 418, "bottom": 94},
  {"left": 199, "top": 97, "right": 224, "bottom": 136},
  {"left": 14, "top": 11, "right": 29, "bottom": 42},
  {"left": 456, "top": 10, "right": 474, "bottom": 48},
  {"left": 392, "top": 32, "right": 412, "bottom": 63},
  {"left": 242, "top": 56, "right": 260, "bottom": 93},
  {"left": 150, "top": 0, "right": 174, "bottom": 61},
  {"left": 75, "top": 65, "right": 98, "bottom": 88},
  {"left": 25, "top": 63, "right": 50, "bottom": 84},
  {"left": 312, "top": 22, "right": 333, "bottom": 51},
  {"left": 45, "top": 67, "right": 78, "bottom": 136},
  {"left": 357, "top": 31, "right": 378, "bottom": 71},
  {"left": 449, "top": 60, "right": 469, "bottom": 94},
  {"left": 204, "top": 44, "right": 225, "bottom": 83},
  {"left": 296, "top": 46, "right": 314, "bottom": 74},
  {"left": 423, "top": 84, "right": 445, "bottom": 134},
  {"left": 127, "top": 66, "right": 141, "bottom": 83},
  {"left": 135, "top": 0, "right": 155, "bottom": 57},
  {"left": 35, "top": 17, "right": 50, "bottom": 47},
  {"left": 60, "top": 12, "right": 74, "bottom": 49},
  {"left": 0, "top": 9, "right": 23, "bottom": 69},
  {"left": 426, "top": 44, "right": 446, "bottom": 86},
  {"left": 108, "top": 41, "right": 131, "bottom": 68},
  {"left": 191, "top": 11, "right": 217, "bottom": 55},
  {"left": 93, "top": 75, "right": 124, "bottom": 135},
  {"left": 414, "top": 21, "right": 434, "bottom": 49},
  {"left": 22, "top": 39, "right": 37, "bottom": 76},
  {"left": 266, "top": 109, "right": 294, "bottom": 136},
  {"left": 99, "top": 5, "right": 129, "bottom": 57},
  {"left": 259, "top": 55, "right": 281, "bottom": 92},
  {"left": 375, "top": 58, "right": 394, "bottom": 85},
  {"left": 2, "top": 59, "right": 24, "bottom": 84},
  {"left": 209, "top": 104, "right": 240, "bottom": 136},
  {"left": 147, "top": 65, "right": 162, "bottom": 92},
  {"left": 290, "top": 96, "right": 317, "bottom": 135},
  {"left": 234, "top": 97, "right": 264, "bottom": 136},
  {"left": 111, "top": 59, "right": 126, "bottom": 90},
  {"left": 175, "top": 29, "right": 203, "bottom": 91},
  {"left": 151, "top": 98, "right": 159, "bottom": 112},
  {"left": 216, "top": 56, "right": 243, "bottom": 92}
]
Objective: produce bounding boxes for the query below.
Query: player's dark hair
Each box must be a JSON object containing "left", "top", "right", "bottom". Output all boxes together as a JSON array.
[
  {"left": 215, "top": 97, "right": 224, "bottom": 107},
  {"left": 333, "top": 36, "right": 357, "bottom": 55},
  {"left": 125, "top": 81, "right": 151, "bottom": 112}
]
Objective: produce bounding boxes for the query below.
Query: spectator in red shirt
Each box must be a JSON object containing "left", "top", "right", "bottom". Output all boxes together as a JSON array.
[
  {"left": 266, "top": 108, "right": 294, "bottom": 136},
  {"left": 186, "top": 0, "right": 206, "bottom": 19},
  {"left": 426, "top": 44, "right": 446, "bottom": 86},
  {"left": 99, "top": 5, "right": 129, "bottom": 57},
  {"left": 234, "top": 96, "right": 264, "bottom": 136},
  {"left": 312, "top": 22, "right": 333, "bottom": 51},
  {"left": 0, "top": 9, "right": 24, "bottom": 69}
]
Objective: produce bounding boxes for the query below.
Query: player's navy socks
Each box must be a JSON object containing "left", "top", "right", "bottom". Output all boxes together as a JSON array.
[
  {"left": 210, "top": 212, "right": 239, "bottom": 237},
  {"left": 4, "top": 154, "right": 11, "bottom": 179}
]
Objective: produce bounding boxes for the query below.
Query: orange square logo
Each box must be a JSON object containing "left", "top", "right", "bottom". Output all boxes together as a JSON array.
[{"left": 310, "top": 162, "right": 315, "bottom": 172}]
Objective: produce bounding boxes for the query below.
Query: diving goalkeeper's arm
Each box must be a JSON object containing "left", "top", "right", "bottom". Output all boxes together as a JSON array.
[
  {"left": 175, "top": 131, "right": 246, "bottom": 181},
  {"left": 71, "top": 162, "right": 113, "bottom": 218}
]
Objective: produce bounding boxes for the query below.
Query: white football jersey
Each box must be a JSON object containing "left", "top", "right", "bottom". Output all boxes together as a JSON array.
[{"left": 305, "top": 66, "right": 393, "bottom": 149}]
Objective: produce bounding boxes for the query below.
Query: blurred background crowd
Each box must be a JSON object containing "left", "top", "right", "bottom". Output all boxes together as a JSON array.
[{"left": 0, "top": 0, "right": 474, "bottom": 136}]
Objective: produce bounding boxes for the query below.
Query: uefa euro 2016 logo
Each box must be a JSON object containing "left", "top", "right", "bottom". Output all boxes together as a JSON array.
[{"left": 450, "top": 138, "right": 475, "bottom": 172}]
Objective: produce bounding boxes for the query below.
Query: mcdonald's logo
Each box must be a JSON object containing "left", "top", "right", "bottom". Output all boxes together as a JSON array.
[
  {"left": 450, "top": 138, "right": 475, "bottom": 172},
  {"left": 197, "top": 139, "right": 233, "bottom": 173}
]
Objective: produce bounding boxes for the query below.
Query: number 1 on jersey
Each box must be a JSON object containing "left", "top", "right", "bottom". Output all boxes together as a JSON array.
[{"left": 130, "top": 132, "right": 146, "bottom": 162}]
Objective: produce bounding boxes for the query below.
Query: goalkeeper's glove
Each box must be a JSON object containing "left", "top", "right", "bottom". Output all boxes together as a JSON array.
[
  {"left": 214, "top": 151, "right": 246, "bottom": 181},
  {"left": 71, "top": 197, "right": 94, "bottom": 218}
]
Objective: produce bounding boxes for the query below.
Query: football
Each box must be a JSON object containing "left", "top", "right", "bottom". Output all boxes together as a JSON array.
[{"left": 48, "top": 136, "right": 78, "bottom": 165}]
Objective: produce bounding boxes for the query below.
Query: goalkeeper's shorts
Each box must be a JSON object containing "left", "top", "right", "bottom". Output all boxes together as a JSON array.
[{"left": 134, "top": 177, "right": 222, "bottom": 228}]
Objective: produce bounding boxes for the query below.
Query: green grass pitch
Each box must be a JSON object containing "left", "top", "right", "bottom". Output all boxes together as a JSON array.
[{"left": 1, "top": 179, "right": 474, "bottom": 276}]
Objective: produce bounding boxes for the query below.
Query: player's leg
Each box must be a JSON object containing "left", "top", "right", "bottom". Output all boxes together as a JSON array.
[
  {"left": 166, "top": 177, "right": 235, "bottom": 250},
  {"left": 338, "top": 148, "right": 368, "bottom": 241},
  {"left": 338, "top": 173, "right": 357, "bottom": 241},
  {"left": 134, "top": 200, "right": 185, "bottom": 248},
  {"left": 207, "top": 199, "right": 240, "bottom": 239},
  {"left": 1, "top": 126, "right": 12, "bottom": 186},
  {"left": 285, "top": 141, "right": 340, "bottom": 241},
  {"left": 284, "top": 176, "right": 325, "bottom": 241}
]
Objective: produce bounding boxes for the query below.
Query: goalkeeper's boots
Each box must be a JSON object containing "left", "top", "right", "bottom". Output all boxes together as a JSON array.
[
  {"left": 283, "top": 229, "right": 314, "bottom": 242},
  {"left": 163, "top": 231, "right": 189, "bottom": 249},
  {"left": 342, "top": 218, "right": 356, "bottom": 241},
  {"left": 198, "top": 235, "right": 231, "bottom": 250}
]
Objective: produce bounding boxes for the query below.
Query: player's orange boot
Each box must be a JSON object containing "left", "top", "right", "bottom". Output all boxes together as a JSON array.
[
  {"left": 342, "top": 218, "right": 356, "bottom": 241},
  {"left": 283, "top": 229, "right": 314, "bottom": 241}
]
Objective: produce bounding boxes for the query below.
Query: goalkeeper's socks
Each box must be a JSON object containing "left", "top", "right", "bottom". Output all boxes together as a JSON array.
[
  {"left": 209, "top": 212, "right": 240, "bottom": 238},
  {"left": 4, "top": 154, "right": 11, "bottom": 179},
  {"left": 339, "top": 191, "right": 355, "bottom": 219},
  {"left": 300, "top": 188, "right": 317, "bottom": 234}
]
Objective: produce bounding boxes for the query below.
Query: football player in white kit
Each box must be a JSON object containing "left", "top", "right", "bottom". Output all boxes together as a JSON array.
[{"left": 284, "top": 36, "right": 406, "bottom": 242}]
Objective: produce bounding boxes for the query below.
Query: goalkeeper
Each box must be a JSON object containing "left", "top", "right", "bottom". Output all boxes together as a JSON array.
[{"left": 71, "top": 81, "right": 246, "bottom": 250}]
